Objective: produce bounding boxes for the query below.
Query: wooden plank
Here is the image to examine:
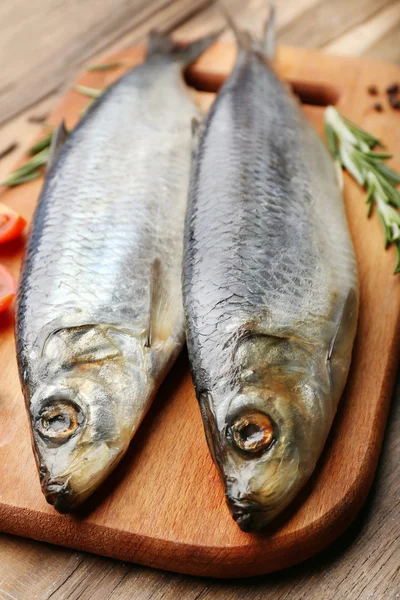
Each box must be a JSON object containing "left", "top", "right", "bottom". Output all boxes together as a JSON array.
[
  {"left": 174, "top": 0, "right": 322, "bottom": 45},
  {"left": 0, "top": 0, "right": 384, "bottom": 128},
  {"left": 325, "top": 2, "right": 400, "bottom": 59},
  {"left": 0, "top": 2, "right": 399, "bottom": 596},
  {"left": 0, "top": 0, "right": 211, "bottom": 125},
  {"left": 278, "top": 0, "right": 396, "bottom": 49},
  {"left": 0, "top": 95, "right": 56, "bottom": 182},
  {"left": 0, "top": 535, "right": 74, "bottom": 599},
  {"left": 0, "top": 378, "right": 398, "bottom": 598},
  {"left": 365, "top": 20, "right": 400, "bottom": 64},
  {"left": 0, "top": 0, "right": 393, "bottom": 160},
  {"left": 0, "top": 43, "right": 399, "bottom": 581}
]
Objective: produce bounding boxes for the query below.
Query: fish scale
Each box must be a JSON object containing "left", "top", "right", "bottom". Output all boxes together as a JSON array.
[
  {"left": 16, "top": 33, "right": 216, "bottom": 512},
  {"left": 183, "top": 35, "right": 358, "bottom": 531}
]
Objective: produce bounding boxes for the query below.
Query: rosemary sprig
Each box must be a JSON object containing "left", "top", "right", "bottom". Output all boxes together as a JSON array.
[
  {"left": 2, "top": 85, "right": 104, "bottom": 187},
  {"left": 2, "top": 76, "right": 107, "bottom": 188},
  {"left": 1, "top": 147, "right": 50, "bottom": 187},
  {"left": 27, "top": 131, "right": 54, "bottom": 154},
  {"left": 2, "top": 86, "right": 103, "bottom": 188},
  {"left": 325, "top": 106, "right": 400, "bottom": 273},
  {"left": 3, "top": 171, "right": 42, "bottom": 187}
]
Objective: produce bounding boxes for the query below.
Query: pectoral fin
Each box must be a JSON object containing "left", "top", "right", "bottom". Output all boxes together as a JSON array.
[
  {"left": 327, "top": 288, "right": 358, "bottom": 362},
  {"left": 47, "top": 121, "right": 68, "bottom": 173},
  {"left": 145, "top": 258, "right": 176, "bottom": 348}
]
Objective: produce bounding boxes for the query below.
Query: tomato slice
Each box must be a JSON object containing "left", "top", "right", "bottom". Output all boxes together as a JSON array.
[
  {"left": 0, "top": 203, "right": 27, "bottom": 244},
  {"left": 0, "top": 265, "right": 17, "bottom": 313}
]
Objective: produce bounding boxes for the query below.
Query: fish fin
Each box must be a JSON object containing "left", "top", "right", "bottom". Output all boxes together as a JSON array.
[
  {"left": 46, "top": 120, "right": 68, "bottom": 173},
  {"left": 147, "top": 30, "right": 220, "bottom": 66},
  {"left": 327, "top": 289, "right": 358, "bottom": 362},
  {"left": 262, "top": 2, "right": 276, "bottom": 59},
  {"left": 219, "top": 1, "right": 276, "bottom": 60},
  {"left": 199, "top": 392, "right": 221, "bottom": 464},
  {"left": 191, "top": 117, "right": 201, "bottom": 157},
  {"left": 145, "top": 258, "right": 175, "bottom": 348}
]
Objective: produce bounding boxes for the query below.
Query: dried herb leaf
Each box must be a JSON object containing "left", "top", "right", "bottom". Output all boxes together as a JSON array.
[
  {"left": 74, "top": 84, "right": 104, "bottom": 98},
  {"left": 87, "top": 62, "right": 123, "bottom": 71}
]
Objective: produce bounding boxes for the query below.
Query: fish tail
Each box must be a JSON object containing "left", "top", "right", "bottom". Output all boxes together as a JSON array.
[
  {"left": 263, "top": 2, "right": 276, "bottom": 60},
  {"left": 147, "top": 30, "right": 220, "bottom": 66},
  {"left": 220, "top": 1, "right": 276, "bottom": 61}
]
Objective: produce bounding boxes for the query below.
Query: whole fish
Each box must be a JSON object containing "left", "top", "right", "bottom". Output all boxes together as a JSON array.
[
  {"left": 16, "top": 32, "right": 215, "bottom": 513},
  {"left": 183, "top": 15, "right": 359, "bottom": 531}
]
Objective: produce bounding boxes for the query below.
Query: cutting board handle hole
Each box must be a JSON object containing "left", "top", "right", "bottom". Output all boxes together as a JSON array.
[
  {"left": 186, "top": 70, "right": 340, "bottom": 107},
  {"left": 289, "top": 80, "right": 341, "bottom": 106}
]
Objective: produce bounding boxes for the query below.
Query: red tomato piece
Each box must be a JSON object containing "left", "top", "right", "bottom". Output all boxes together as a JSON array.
[
  {"left": 0, "top": 203, "right": 27, "bottom": 244},
  {"left": 0, "top": 265, "right": 17, "bottom": 313}
]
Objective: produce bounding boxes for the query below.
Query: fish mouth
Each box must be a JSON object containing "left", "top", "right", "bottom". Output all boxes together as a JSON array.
[
  {"left": 228, "top": 498, "right": 268, "bottom": 533},
  {"left": 43, "top": 478, "right": 76, "bottom": 514},
  {"left": 231, "top": 508, "right": 272, "bottom": 533},
  {"left": 227, "top": 496, "right": 273, "bottom": 533}
]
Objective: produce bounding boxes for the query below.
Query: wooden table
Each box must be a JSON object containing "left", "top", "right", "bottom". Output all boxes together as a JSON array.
[{"left": 0, "top": 1, "right": 399, "bottom": 598}]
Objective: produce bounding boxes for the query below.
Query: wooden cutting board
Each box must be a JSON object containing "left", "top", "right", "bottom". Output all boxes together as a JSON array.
[{"left": 0, "top": 42, "right": 399, "bottom": 579}]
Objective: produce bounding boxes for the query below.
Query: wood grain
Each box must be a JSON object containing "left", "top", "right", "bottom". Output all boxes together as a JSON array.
[
  {"left": 0, "top": 382, "right": 398, "bottom": 598},
  {"left": 325, "top": 2, "right": 400, "bottom": 58},
  {"left": 0, "top": 42, "right": 399, "bottom": 582},
  {"left": 1, "top": 1, "right": 400, "bottom": 595},
  {"left": 0, "top": 0, "right": 211, "bottom": 125},
  {"left": 2, "top": 0, "right": 400, "bottom": 134},
  {"left": 278, "top": 0, "right": 397, "bottom": 49}
]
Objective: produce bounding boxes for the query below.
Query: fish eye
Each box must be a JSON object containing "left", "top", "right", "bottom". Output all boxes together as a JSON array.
[
  {"left": 228, "top": 410, "right": 274, "bottom": 454},
  {"left": 37, "top": 399, "right": 83, "bottom": 444}
]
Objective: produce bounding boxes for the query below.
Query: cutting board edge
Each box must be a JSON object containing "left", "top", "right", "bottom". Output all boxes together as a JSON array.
[
  {"left": 0, "top": 354, "right": 395, "bottom": 582},
  {"left": 0, "top": 42, "right": 399, "bottom": 579}
]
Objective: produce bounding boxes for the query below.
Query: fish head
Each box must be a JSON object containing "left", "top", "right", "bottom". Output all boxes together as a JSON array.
[
  {"left": 222, "top": 392, "right": 313, "bottom": 532},
  {"left": 27, "top": 324, "right": 149, "bottom": 512},
  {"left": 201, "top": 334, "right": 328, "bottom": 532},
  {"left": 29, "top": 377, "right": 129, "bottom": 512}
]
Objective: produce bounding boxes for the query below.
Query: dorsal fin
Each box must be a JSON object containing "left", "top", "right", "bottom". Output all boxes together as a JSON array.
[
  {"left": 46, "top": 120, "right": 68, "bottom": 173},
  {"left": 147, "top": 30, "right": 220, "bottom": 66},
  {"left": 219, "top": 1, "right": 276, "bottom": 60},
  {"left": 262, "top": 2, "right": 276, "bottom": 59},
  {"left": 191, "top": 117, "right": 201, "bottom": 158}
]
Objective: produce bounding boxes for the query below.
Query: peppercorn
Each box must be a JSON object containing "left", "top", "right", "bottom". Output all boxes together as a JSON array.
[{"left": 386, "top": 83, "right": 399, "bottom": 95}]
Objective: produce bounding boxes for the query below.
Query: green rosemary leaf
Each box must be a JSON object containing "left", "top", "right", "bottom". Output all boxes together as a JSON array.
[
  {"left": 342, "top": 115, "right": 383, "bottom": 148},
  {"left": 324, "top": 121, "right": 339, "bottom": 158},
  {"left": 394, "top": 244, "right": 400, "bottom": 274},
  {"left": 378, "top": 212, "right": 391, "bottom": 248},
  {"left": 363, "top": 150, "right": 393, "bottom": 160},
  {"left": 1, "top": 147, "right": 49, "bottom": 186},
  {"left": 365, "top": 181, "right": 375, "bottom": 206},
  {"left": 340, "top": 145, "right": 364, "bottom": 185},
  {"left": 87, "top": 62, "right": 123, "bottom": 71},
  {"left": 325, "top": 106, "right": 400, "bottom": 273},
  {"left": 379, "top": 176, "right": 400, "bottom": 209},
  {"left": 28, "top": 131, "right": 54, "bottom": 154},
  {"left": 1, "top": 169, "right": 42, "bottom": 187},
  {"left": 374, "top": 162, "right": 400, "bottom": 184},
  {"left": 74, "top": 84, "right": 103, "bottom": 99}
]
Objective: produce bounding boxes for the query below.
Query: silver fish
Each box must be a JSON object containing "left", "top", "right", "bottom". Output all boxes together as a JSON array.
[
  {"left": 16, "top": 32, "right": 215, "bottom": 512},
  {"left": 182, "top": 13, "right": 359, "bottom": 531}
]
